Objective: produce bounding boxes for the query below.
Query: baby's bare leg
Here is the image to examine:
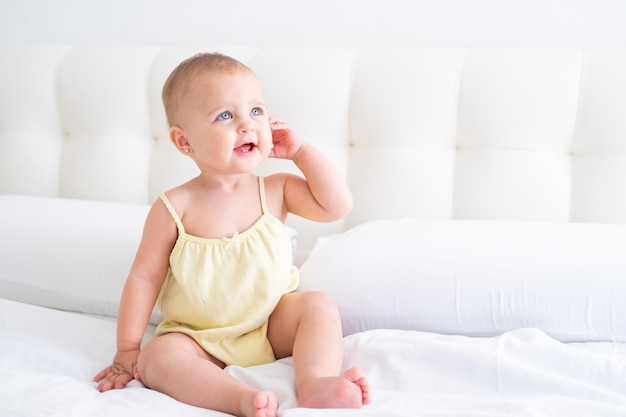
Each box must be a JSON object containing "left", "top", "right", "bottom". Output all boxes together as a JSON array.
[
  {"left": 137, "top": 333, "right": 277, "bottom": 417},
  {"left": 268, "top": 291, "right": 371, "bottom": 408}
]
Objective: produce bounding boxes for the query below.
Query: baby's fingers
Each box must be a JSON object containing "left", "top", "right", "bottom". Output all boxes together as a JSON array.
[
  {"left": 269, "top": 116, "right": 284, "bottom": 125},
  {"left": 112, "top": 372, "right": 134, "bottom": 389},
  {"left": 95, "top": 370, "right": 134, "bottom": 392},
  {"left": 269, "top": 118, "right": 289, "bottom": 132},
  {"left": 93, "top": 366, "right": 113, "bottom": 383}
]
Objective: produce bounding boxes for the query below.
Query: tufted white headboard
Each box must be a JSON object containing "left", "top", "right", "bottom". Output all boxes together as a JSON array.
[{"left": 1, "top": 45, "right": 626, "bottom": 260}]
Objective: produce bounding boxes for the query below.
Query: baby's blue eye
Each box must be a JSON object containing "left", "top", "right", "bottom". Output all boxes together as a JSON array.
[
  {"left": 217, "top": 111, "right": 233, "bottom": 121},
  {"left": 251, "top": 107, "right": 263, "bottom": 116}
]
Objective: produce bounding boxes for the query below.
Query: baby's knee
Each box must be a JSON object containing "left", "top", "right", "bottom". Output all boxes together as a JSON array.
[
  {"left": 298, "top": 291, "right": 340, "bottom": 318},
  {"left": 136, "top": 333, "right": 188, "bottom": 388}
]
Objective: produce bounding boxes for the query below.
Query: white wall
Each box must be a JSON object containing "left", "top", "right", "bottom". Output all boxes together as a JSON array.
[{"left": 2, "top": 0, "right": 626, "bottom": 48}]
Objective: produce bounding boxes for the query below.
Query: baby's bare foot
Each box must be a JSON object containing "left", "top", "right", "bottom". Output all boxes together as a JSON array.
[
  {"left": 241, "top": 390, "right": 278, "bottom": 417},
  {"left": 298, "top": 366, "right": 370, "bottom": 409}
]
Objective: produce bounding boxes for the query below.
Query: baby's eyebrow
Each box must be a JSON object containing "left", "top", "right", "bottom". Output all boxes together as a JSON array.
[
  {"left": 207, "top": 103, "right": 230, "bottom": 114},
  {"left": 206, "top": 99, "right": 266, "bottom": 115}
]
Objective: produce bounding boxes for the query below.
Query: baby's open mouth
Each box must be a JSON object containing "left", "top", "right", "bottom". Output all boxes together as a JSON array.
[{"left": 236, "top": 143, "right": 255, "bottom": 153}]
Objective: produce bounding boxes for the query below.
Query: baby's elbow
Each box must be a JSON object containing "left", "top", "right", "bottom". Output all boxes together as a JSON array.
[
  {"left": 339, "top": 194, "right": 354, "bottom": 218},
  {"left": 325, "top": 193, "right": 353, "bottom": 222}
]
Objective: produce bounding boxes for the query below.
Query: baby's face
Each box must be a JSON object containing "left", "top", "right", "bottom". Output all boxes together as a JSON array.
[{"left": 178, "top": 69, "right": 273, "bottom": 174}]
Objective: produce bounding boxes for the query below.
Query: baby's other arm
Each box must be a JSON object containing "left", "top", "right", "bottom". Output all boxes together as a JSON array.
[
  {"left": 117, "top": 199, "right": 176, "bottom": 351},
  {"left": 94, "top": 199, "right": 177, "bottom": 391},
  {"left": 269, "top": 117, "right": 353, "bottom": 223}
]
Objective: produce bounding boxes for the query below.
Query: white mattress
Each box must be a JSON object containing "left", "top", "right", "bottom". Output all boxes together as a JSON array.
[{"left": 2, "top": 298, "right": 626, "bottom": 417}]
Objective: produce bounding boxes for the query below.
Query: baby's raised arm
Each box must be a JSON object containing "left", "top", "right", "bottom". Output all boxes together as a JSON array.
[{"left": 269, "top": 117, "right": 353, "bottom": 223}]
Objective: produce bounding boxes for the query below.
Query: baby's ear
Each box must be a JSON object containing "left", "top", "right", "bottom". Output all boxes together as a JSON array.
[{"left": 169, "top": 126, "right": 191, "bottom": 155}]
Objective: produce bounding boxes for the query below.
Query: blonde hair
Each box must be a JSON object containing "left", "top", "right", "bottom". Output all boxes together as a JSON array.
[{"left": 162, "top": 52, "right": 252, "bottom": 127}]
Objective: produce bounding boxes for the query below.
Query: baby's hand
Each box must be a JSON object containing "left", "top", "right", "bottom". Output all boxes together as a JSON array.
[
  {"left": 93, "top": 349, "right": 141, "bottom": 392},
  {"left": 269, "top": 117, "right": 304, "bottom": 160}
]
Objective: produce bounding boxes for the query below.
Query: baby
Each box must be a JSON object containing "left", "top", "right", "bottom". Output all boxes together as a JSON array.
[{"left": 93, "top": 52, "right": 370, "bottom": 417}]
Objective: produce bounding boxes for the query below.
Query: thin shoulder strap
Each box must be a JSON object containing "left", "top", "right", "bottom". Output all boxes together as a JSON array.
[
  {"left": 159, "top": 193, "right": 185, "bottom": 234},
  {"left": 258, "top": 176, "right": 269, "bottom": 215}
]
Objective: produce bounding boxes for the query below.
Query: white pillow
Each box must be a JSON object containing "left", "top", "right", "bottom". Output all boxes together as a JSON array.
[
  {"left": 298, "top": 219, "right": 626, "bottom": 343},
  {"left": 0, "top": 195, "right": 298, "bottom": 325},
  {"left": 0, "top": 195, "right": 155, "bottom": 322}
]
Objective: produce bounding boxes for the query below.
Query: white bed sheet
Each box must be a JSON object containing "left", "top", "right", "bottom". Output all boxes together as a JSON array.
[{"left": 2, "top": 297, "right": 626, "bottom": 417}]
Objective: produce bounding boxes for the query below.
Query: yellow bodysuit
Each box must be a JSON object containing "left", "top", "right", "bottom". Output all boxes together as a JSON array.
[{"left": 155, "top": 176, "right": 299, "bottom": 367}]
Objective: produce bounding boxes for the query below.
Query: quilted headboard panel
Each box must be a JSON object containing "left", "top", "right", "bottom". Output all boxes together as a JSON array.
[{"left": 1, "top": 45, "right": 626, "bottom": 255}]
